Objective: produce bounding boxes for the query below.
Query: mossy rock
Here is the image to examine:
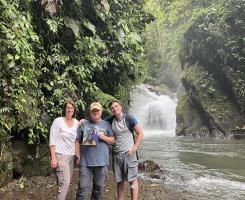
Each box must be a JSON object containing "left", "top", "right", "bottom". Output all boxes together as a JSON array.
[
  {"left": 184, "top": 64, "right": 243, "bottom": 129},
  {"left": 0, "top": 143, "right": 13, "bottom": 187},
  {"left": 146, "top": 84, "right": 172, "bottom": 97},
  {"left": 178, "top": 2, "right": 245, "bottom": 137},
  {"left": 12, "top": 141, "right": 52, "bottom": 177},
  {"left": 176, "top": 93, "right": 206, "bottom": 136}
]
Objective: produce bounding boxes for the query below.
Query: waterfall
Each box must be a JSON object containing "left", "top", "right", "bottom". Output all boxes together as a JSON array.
[{"left": 129, "top": 84, "right": 177, "bottom": 136}]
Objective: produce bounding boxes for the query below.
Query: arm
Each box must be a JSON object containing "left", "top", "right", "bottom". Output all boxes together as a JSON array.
[
  {"left": 78, "top": 118, "right": 86, "bottom": 126},
  {"left": 75, "top": 125, "right": 83, "bottom": 165},
  {"left": 50, "top": 145, "right": 57, "bottom": 168},
  {"left": 75, "top": 139, "right": 81, "bottom": 165},
  {"left": 98, "top": 132, "right": 115, "bottom": 145},
  {"left": 49, "top": 119, "right": 59, "bottom": 168},
  {"left": 75, "top": 139, "right": 80, "bottom": 158},
  {"left": 128, "top": 124, "right": 144, "bottom": 156}
]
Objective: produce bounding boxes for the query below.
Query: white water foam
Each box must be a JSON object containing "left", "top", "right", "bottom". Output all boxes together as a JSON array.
[
  {"left": 144, "top": 130, "right": 175, "bottom": 138},
  {"left": 187, "top": 176, "right": 245, "bottom": 199},
  {"left": 130, "top": 84, "right": 245, "bottom": 200},
  {"left": 129, "top": 84, "right": 177, "bottom": 136}
]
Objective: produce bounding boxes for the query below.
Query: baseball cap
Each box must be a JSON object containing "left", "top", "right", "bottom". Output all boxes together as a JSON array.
[{"left": 89, "top": 102, "right": 103, "bottom": 111}]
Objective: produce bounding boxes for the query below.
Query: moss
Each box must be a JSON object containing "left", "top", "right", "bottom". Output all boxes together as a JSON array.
[
  {"left": 0, "top": 143, "right": 13, "bottom": 187},
  {"left": 179, "top": 63, "right": 244, "bottom": 135},
  {"left": 176, "top": 93, "right": 205, "bottom": 136},
  {"left": 178, "top": 0, "right": 245, "bottom": 136},
  {"left": 149, "top": 84, "right": 172, "bottom": 96},
  {"left": 12, "top": 141, "right": 52, "bottom": 178}
]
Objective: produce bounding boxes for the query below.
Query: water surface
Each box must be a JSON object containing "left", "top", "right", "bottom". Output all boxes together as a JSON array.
[
  {"left": 140, "top": 133, "right": 245, "bottom": 200},
  {"left": 129, "top": 84, "right": 245, "bottom": 199}
]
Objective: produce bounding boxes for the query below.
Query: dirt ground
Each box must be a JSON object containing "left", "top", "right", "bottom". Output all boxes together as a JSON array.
[{"left": 0, "top": 169, "right": 184, "bottom": 200}]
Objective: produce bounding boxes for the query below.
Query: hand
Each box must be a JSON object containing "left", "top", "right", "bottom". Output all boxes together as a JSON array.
[
  {"left": 78, "top": 119, "right": 85, "bottom": 126},
  {"left": 127, "top": 147, "right": 137, "bottom": 156},
  {"left": 97, "top": 131, "right": 104, "bottom": 139},
  {"left": 75, "top": 158, "right": 80, "bottom": 166},
  {"left": 50, "top": 157, "right": 58, "bottom": 168}
]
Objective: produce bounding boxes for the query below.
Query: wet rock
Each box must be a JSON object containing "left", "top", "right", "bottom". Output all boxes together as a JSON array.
[
  {"left": 193, "top": 126, "right": 210, "bottom": 138},
  {"left": 149, "top": 174, "right": 161, "bottom": 179},
  {"left": 138, "top": 160, "right": 160, "bottom": 173},
  {"left": 177, "top": 2, "right": 245, "bottom": 137},
  {"left": 139, "top": 160, "right": 166, "bottom": 180}
]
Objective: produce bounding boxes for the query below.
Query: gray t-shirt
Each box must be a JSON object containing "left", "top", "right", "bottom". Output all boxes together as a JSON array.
[
  {"left": 77, "top": 120, "right": 113, "bottom": 166},
  {"left": 112, "top": 114, "right": 138, "bottom": 153}
]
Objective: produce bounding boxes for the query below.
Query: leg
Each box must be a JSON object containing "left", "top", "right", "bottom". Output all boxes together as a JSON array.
[
  {"left": 69, "top": 155, "right": 74, "bottom": 183},
  {"left": 126, "top": 154, "right": 138, "bottom": 200},
  {"left": 129, "top": 179, "right": 138, "bottom": 200},
  {"left": 112, "top": 153, "right": 125, "bottom": 199},
  {"left": 76, "top": 166, "right": 92, "bottom": 200},
  {"left": 56, "top": 154, "right": 74, "bottom": 200},
  {"left": 91, "top": 166, "right": 108, "bottom": 200},
  {"left": 117, "top": 181, "right": 126, "bottom": 200}
]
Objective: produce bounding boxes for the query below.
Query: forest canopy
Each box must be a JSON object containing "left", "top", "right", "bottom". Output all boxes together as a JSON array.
[{"left": 0, "top": 0, "right": 153, "bottom": 144}]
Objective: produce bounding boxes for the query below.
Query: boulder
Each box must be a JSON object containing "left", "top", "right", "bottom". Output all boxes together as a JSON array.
[
  {"left": 138, "top": 160, "right": 166, "bottom": 180},
  {"left": 177, "top": 1, "right": 245, "bottom": 137},
  {"left": 12, "top": 141, "right": 52, "bottom": 178},
  {"left": 138, "top": 160, "right": 160, "bottom": 173}
]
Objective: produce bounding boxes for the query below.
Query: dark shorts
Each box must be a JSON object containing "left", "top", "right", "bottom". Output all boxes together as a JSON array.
[{"left": 112, "top": 152, "right": 138, "bottom": 183}]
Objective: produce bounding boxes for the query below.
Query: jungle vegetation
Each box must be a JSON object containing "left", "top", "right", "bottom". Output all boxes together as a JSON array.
[{"left": 0, "top": 0, "right": 153, "bottom": 145}]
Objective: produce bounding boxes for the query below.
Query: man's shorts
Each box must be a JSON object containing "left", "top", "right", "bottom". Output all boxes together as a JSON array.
[{"left": 112, "top": 152, "right": 138, "bottom": 183}]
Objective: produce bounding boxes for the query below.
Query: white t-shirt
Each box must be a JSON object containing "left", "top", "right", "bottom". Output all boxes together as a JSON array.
[{"left": 49, "top": 117, "right": 78, "bottom": 155}]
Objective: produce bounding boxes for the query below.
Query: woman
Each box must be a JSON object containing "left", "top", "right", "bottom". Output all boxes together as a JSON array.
[{"left": 49, "top": 99, "right": 79, "bottom": 200}]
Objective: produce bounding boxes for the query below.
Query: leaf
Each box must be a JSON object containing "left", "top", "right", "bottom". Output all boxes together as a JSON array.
[
  {"left": 101, "top": 0, "right": 110, "bottom": 11},
  {"left": 83, "top": 21, "right": 96, "bottom": 34},
  {"left": 64, "top": 17, "right": 80, "bottom": 37}
]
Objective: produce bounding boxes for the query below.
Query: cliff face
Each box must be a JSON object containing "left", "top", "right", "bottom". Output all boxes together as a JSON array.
[{"left": 176, "top": 1, "right": 245, "bottom": 137}]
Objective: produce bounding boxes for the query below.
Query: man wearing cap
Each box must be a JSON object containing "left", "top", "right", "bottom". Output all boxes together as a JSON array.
[{"left": 75, "top": 102, "right": 115, "bottom": 200}]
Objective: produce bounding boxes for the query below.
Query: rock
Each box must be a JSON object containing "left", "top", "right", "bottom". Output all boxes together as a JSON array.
[
  {"left": 138, "top": 160, "right": 160, "bottom": 173},
  {"left": 194, "top": 126, "right": 210, "bottom": 138},
  {"left": 0, "top": 143, "right": 12, "bottom": 187},
  {"left": 176, "top": 94, "right": 207, "bottom": 137},
  {"left": 177, "top": 2, "right": 245, "bottom": 137},
  {"left": 150, "top": 184, "right": 159, "bottom": 187},
  {"left": 149, "top": 174, "right": 161, "bottom": 179},
  {"left": 12, "top": 141, "right": 52, "bottom": 178},
  {"left": 139, "top": 160, "right": 166, "bottom": 181}
]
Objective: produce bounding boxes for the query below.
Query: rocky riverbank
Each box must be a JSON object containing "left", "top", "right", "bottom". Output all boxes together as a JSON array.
[{"left": 0, "top": 169, "right": 184, "bottom": 200}]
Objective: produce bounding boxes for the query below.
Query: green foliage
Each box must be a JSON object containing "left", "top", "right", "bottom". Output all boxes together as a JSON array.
[
  {"left": 89, "top": 0, "right": 153, "bottom": 97},
  {"left": 0, "top": 0, "right": 40, "bottom": 143},
  {"left": 178, "top": 0, "right": 245, "bottom": 135},
  {"left": 180, "top": 0, "right": 245, "bottom": 113},
  {"left": 143, "top": 0, "right": 225, "bottom": 91},
  {"left": 0, "top": 0, "right": 152, "bottom": 144}
]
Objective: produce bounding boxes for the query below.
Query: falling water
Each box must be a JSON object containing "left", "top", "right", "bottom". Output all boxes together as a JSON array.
[
  {"left": 129, "top": 84, "right": 177, "bottom": 135},
  {"left": 129, "top": 84, "right": 245, "bottom": 200}
]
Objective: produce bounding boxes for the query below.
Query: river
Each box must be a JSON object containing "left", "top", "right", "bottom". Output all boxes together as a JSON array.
[{"left": 129, "top": 84, "right": 245, "bottom": 200}]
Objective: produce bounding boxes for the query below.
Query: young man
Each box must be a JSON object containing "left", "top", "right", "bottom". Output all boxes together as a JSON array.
[
  {"left": 108, "top": 100, "right": 144, "bottom": 200},
  {"left": 75, "top": 102, "right": 115, "bottom": 200}
]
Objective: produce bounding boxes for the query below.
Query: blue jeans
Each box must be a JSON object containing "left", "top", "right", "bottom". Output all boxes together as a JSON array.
[{"left": 76, "top": 166, "right": 108, "bottom": 200}]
